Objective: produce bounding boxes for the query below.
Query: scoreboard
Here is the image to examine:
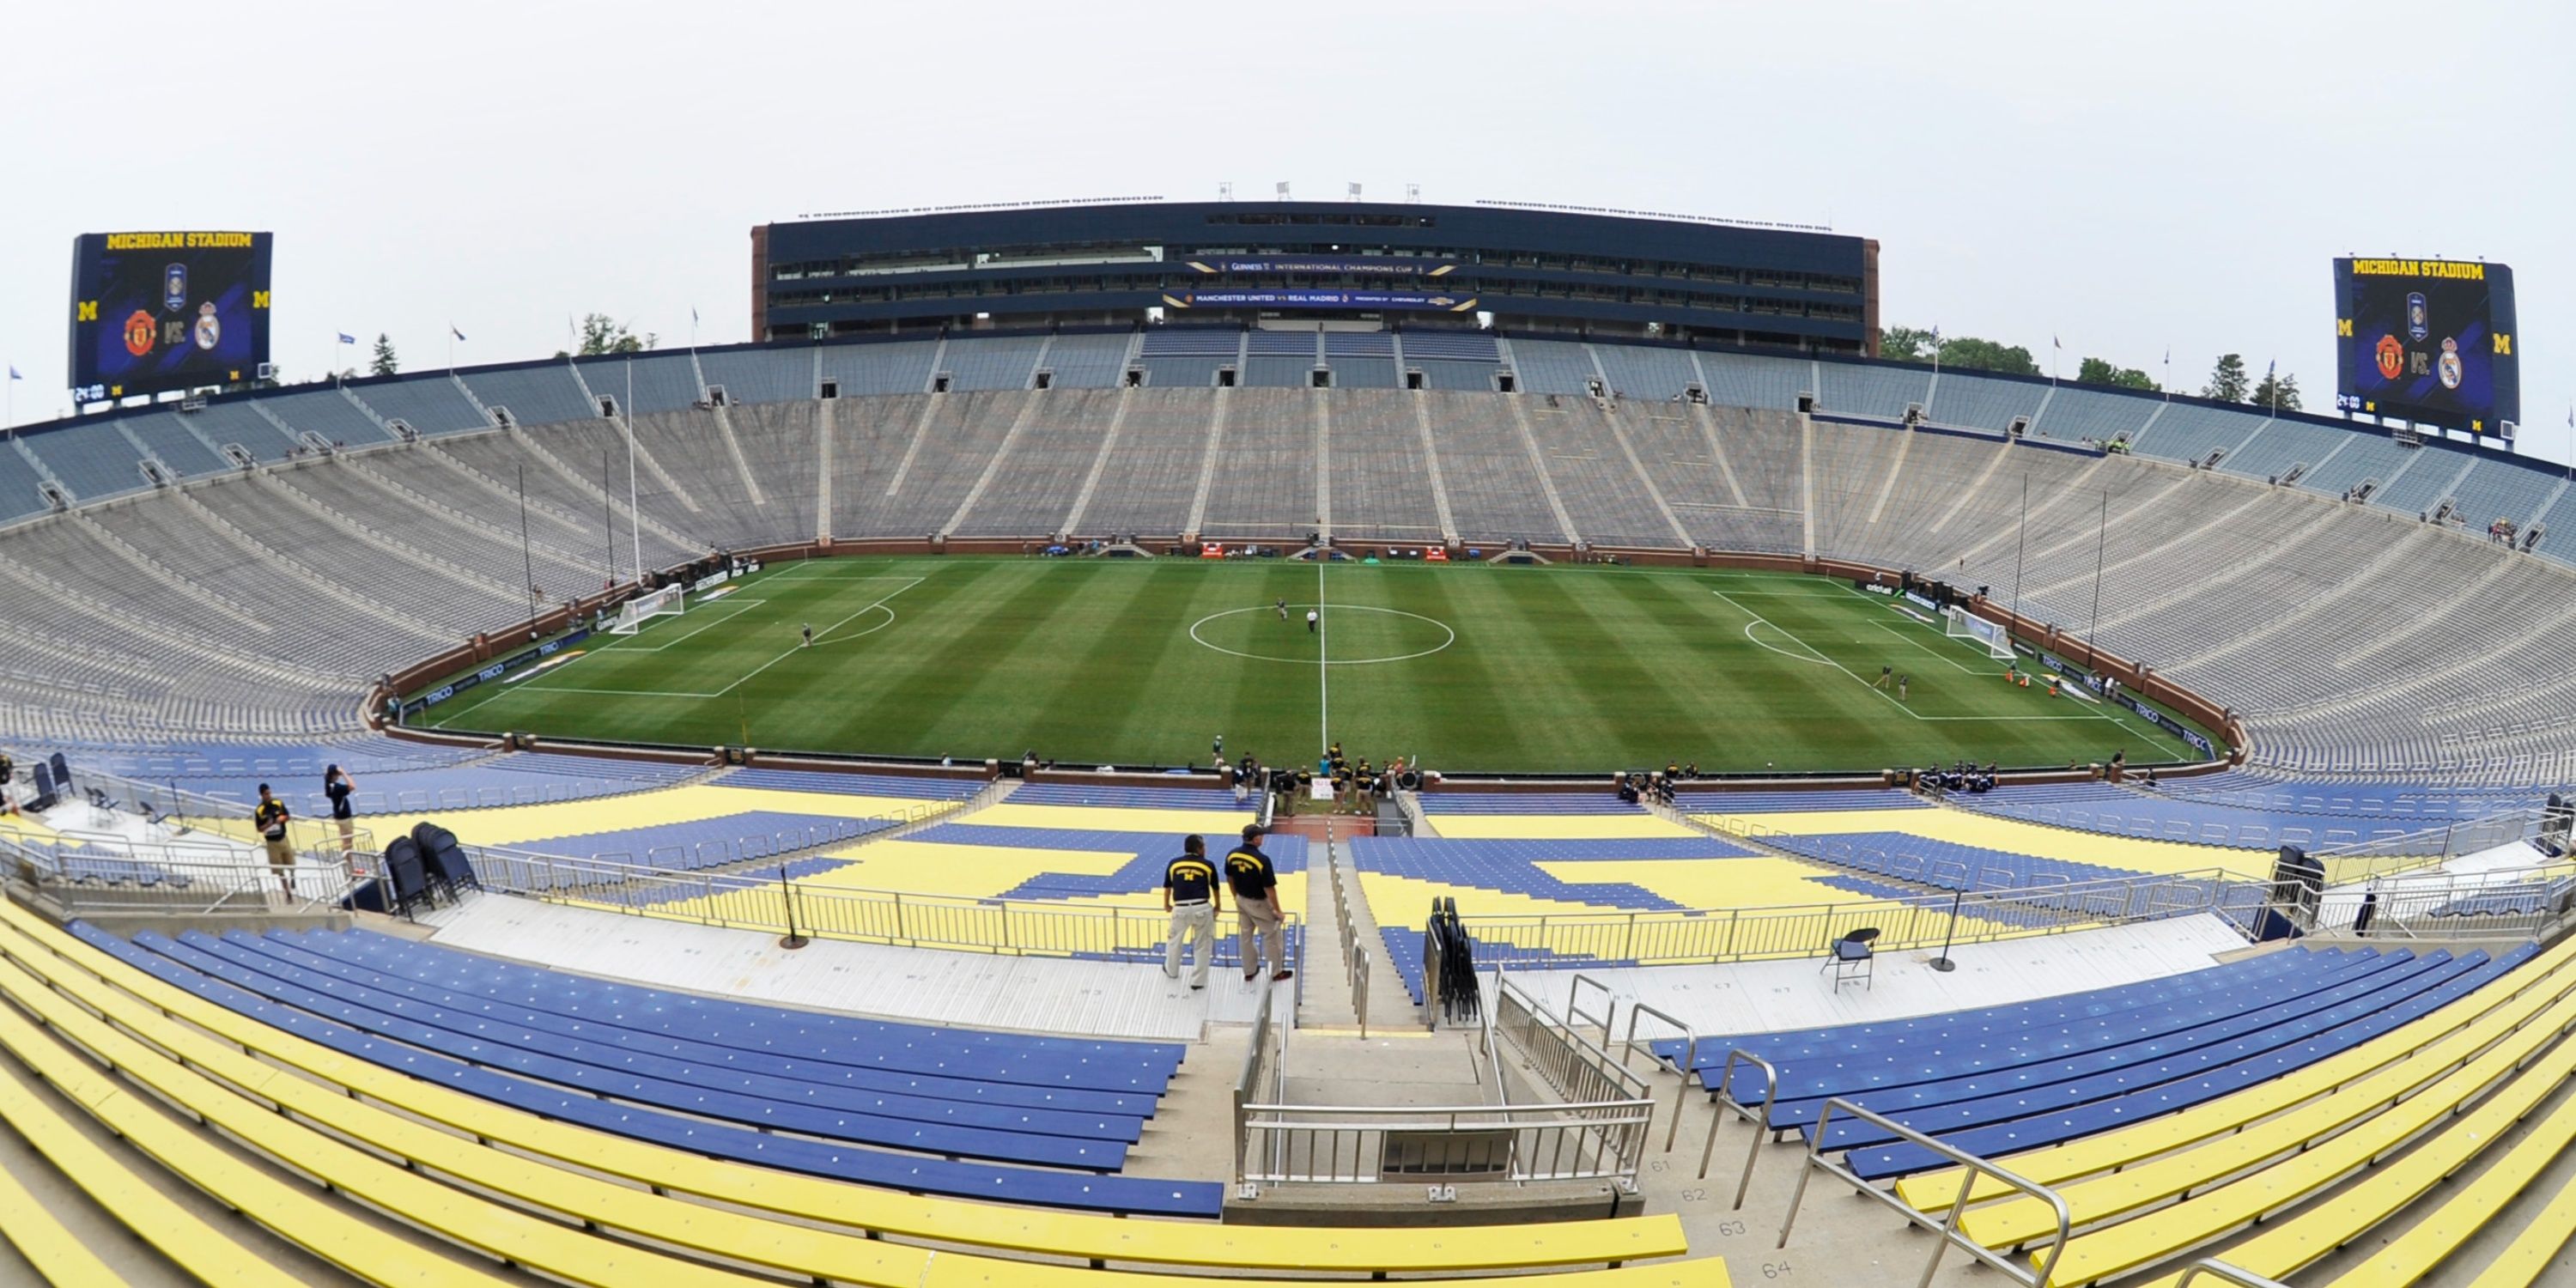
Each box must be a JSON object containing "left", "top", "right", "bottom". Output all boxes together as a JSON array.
[
  {"left": 2333, "top": 257, "right": 2518, "bottom": 437},
  {"left": 67, "top": 231, "right": 273, "bottom": 403}
]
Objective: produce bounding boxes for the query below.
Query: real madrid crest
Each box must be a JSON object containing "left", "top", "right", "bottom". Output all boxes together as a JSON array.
[
  {"left": 2436, "top": 337, "right": 2463, "bottom": 391},
  {"left": 194, "top": 301, "right": 222, "bottom": 351}
]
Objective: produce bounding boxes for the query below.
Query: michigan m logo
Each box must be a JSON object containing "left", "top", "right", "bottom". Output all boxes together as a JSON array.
[
  {"left": 76, "top": 301, "right": 98, "bottom": 322},
  {"left": 252, "top": 290, "right": 270, "bottom": 310},
  {"left": 2494, "top": 332, "right": 2512, "bottom": 356},
  {"left": 2336, "top": 318, "right": 2354, "bottom": 337}
]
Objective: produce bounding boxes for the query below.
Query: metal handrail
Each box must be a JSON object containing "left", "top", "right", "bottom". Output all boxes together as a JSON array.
[
  {"left": 1704, "top": 1048, "right": 1779, "bottom": 1211},
  {"left": 1616, "top": 999, "right": 1698, "bottom": 1151},
  {"left": 1566, "top": 972, "right": 1617, "bottom": 1046},
  {"left": 1231, "top": 982, "right": 1276, "bottom": 1186},
  {"left": 1443, "top": 864, "right": 2263, "bottom": 969},
  {"left": 1779, "top": 1097, "right": 2074, "bottom": 1288},
  {"left": 2174, "top": 1259, "right": 2295, "bottom": 1288},
  {"left": 1352, "top": 944, "right": 1371, "bottom": 1039},
  {"left": 468, "top": 831, "right": 1300, "bottom": 963}
]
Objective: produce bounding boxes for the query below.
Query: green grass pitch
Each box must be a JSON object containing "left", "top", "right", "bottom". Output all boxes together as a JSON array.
[{"left": 414, "top": 557, "right": 2208, "bottom": 775}]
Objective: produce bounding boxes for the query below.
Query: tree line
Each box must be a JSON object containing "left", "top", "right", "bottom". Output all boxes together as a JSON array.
[{"left": 1880, "top": 326, "right": 2298, "bottom": 410}]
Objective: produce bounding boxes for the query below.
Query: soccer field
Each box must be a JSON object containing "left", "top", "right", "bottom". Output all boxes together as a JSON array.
[{"left": 412, "top": 557, "right": 2210, "bottom": 775}]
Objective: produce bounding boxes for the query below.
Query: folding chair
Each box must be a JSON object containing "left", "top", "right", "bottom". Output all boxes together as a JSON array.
[{"left": 1823, "top": 927, "right": 1880, "bottom": 992}]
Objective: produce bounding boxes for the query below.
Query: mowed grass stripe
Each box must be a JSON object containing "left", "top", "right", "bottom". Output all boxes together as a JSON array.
[{"left": 410, "top": 559, "right": 2204, "bottom": 772}]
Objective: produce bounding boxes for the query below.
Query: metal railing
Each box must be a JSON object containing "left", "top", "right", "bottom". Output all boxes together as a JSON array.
[
  {"left": 465, "top": 841, "right": 1303, "bottom": 965},
  {"left": 1231, "top": 982, "right": 1281, "bottom": 1187},
  {"left": 1443, "top": 866, "right": 2264, "bottom": 970},
  {"left": 60, "top": 768, "right": 379, "bottom": 878},
  {"left": 2255, "top": 854, "right": 2576, "bottom": 944},
  {"left": 1617, "top": 1000, "right": 1698, "bottom": 1154},
  {"left": 1704, "top": 1048, "right": 1779, "bottom": 1210},
  {"left": 1239, "top": 967, "right": 1654, "bottom": 1188},
  {"left": 1778, "top": 1097, "right": 2074, "bottom": 1288},
  {"left": 1, "top": 824, "right": 363, "bottom": 916},
  {"left": 1497, "top": 973, "right": 1655, "bottom": 1113},
  {"left": 1564, "top": 972, "right": 1617, "bottom": 1046},
  {"left": 2309, "top": 806, "right": 2556, "bottom": 886},
  {"left": 1236, "top": 1099, "right": 1654, "bottom": 1186}
]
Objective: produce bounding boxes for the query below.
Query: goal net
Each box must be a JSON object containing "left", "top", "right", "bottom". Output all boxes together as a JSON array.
[
  {"left": 608, "top": 586, "right": 684, "bottom": 635},
  {"left": 1944, "top": 605, "right": 2015, "bottom": 661}
]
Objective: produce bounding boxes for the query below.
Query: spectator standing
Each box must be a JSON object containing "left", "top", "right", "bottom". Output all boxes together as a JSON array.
[
  {"left": 253, "top": 785, "right": 296, "bottom": 899},
  {"left": 1162, "top": 835, "right": 1220, "bottom": 989},
  {"left": 323, "top": 764, "right": 357, "bottom": 868},
  {"left": 0, "top": 749, "right": 15, "bottom": 817},
  {"left": 1224, "top": 824, "right": 1294, "bottom": 982}
]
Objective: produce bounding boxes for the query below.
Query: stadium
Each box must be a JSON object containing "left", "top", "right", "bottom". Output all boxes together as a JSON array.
[{"left": 3, "top": 173, "right": 2574, "bottom": 1288}]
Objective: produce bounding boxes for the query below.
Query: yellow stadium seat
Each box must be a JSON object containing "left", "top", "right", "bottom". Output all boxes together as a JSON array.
[
  {"left": 2315, "top": 1082, "right": 2576, "bottom": 1285},
  {"left": 2045, "top": 993, "right": 2576, "bottom": 1286},
  {"left": 0, "top": 974, "right": 521, "bottom": 1285},
  {"left": 1953, "top": 943, "right": 2576, "bottom": 1248},
  {"left": 1897, "top": 933, "right": 2576, "bottom": 1215},
  {"left": 0, "top": 898, "right": 1696, "bottom": 1280},
  {"left": 0, "top": 1078, "right": 166, "bottom": 1288},
  {"left": 2461, "top": 1176, "right": 2576, "bottom": 1287}
]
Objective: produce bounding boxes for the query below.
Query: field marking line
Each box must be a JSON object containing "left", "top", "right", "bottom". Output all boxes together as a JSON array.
[
  {"left": 1738, "top": 621, "right": 1838, "bottom": 667},
  {"left": 1827, "top": 582, "right": 2194, "bottom": 748},
  {"left": 1869, "top": 620, "right": 1995, "bottom": 676},
  {"left": 1315, "top": 554, "right": 1329, "bottom": 756},
  {"left": 705, "top": 576, "right": 927, "bottom": 699},
  {"left": 625, "top": 598, "right": 769, "bottom": 653},
  {"left": 1710, "top": 587, "right": 1921, "bottom": 720},
  {"left": 1188, "top": 605, "right": 1454, "bottom": 665}
]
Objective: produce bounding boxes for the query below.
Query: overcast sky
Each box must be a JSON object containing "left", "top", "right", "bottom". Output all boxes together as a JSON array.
[{"left": 3, "top": 1, "right": 2568, "bottom": 457}]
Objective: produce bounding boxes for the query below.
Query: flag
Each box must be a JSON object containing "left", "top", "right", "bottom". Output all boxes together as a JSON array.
[
  {"left": 690, "top": 307, "right": 699, "bottom": 325},
  {"left": 6, "top": 366, "right": 18, "bottom": 381},
  {"left": 450, "top": 325, "right": 466, "bottom": 342},
  {"left": 337, "top": 332, "right": 355, "bottom": 344},
  {"left": 2053, "top": 336, "right": 2062, "bottom": 349}
]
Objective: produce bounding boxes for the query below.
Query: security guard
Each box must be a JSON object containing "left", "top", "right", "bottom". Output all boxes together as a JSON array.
[
  {"left": 1225, "top": 824, "right": 1292, "bottom": 983},
  {"left": 1162, "top": 835, "right": 1220, "bottom": 989}
]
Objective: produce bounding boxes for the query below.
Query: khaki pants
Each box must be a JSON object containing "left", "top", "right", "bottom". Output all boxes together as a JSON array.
[
  {"left": 337, "top": 817, "right": 356, "bottom": 865},
  {"left": 1164, "top": 901, "right": 1215, "bottom": 987},
  {"left": 1237, "top": 896, "right": 1286, "bottom": 977},
  {"left": 263, "top": 835, "right": 296, "bottom": 890}
]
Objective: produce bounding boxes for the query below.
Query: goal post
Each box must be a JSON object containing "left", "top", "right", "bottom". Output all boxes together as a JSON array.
[
  {"left": 1945, "top": 605, "right": 2015, "bottom": 661},
  {"left": 609, "top": 585, "right": 685, "bottom": 635}
]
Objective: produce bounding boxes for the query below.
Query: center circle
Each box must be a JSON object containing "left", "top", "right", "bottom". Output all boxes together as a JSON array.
[{"left": 1188, "top": 605, "right": 1457, "bottom": 665}]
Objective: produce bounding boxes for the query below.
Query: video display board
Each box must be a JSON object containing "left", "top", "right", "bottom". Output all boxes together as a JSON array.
[
  {"left": 68, "top": 230, "right": 272, "bottom": 402},
  {"left": 2333, "top": 257, "right": 2518, "bottom": 436}
]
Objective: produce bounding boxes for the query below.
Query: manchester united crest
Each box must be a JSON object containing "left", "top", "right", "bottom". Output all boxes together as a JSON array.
[
  {"left": 124, "top": 309, "right": 156, "bottom": 357},
  {"left": 193, "top": 301, "right": 222, "bottom": 351},
  {"left": 2373, "top": 334, "right": 2404, "bottom": 381},
  {"left": 2437, "top": 337, "right": 2463, "bottom": 391}
]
